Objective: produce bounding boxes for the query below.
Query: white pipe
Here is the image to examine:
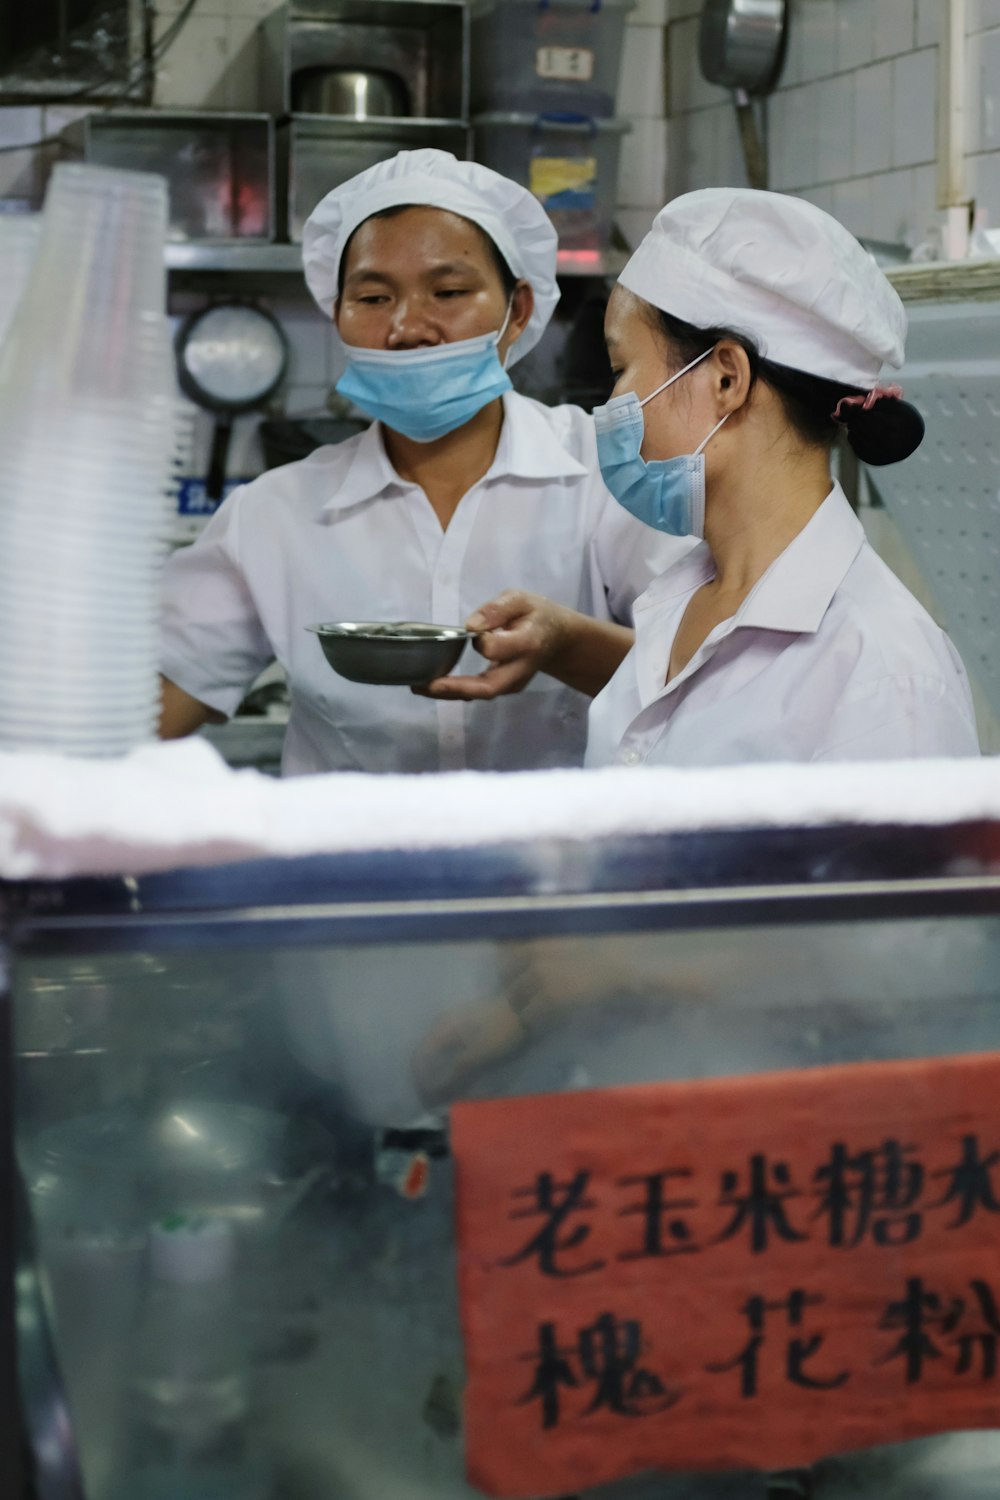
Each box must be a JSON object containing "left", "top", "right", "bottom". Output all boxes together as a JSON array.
[{"left": 937, "top": 0, "right": 969, "bottom": 258}]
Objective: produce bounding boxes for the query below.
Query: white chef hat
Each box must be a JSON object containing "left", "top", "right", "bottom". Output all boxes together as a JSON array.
[
  {"left": 302, "top": 149, "right": 559, "bottom": 366},
  {"left": 619, "top": 188, "right": 907, "bottom": 389}
]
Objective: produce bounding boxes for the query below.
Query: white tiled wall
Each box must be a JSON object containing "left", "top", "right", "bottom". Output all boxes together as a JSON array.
[
  {"left": 665, "top": 0, "right": 1000, "bottom": 250},
  {"left": 617, "top": 0, "right": 669, "bottom": 248},
  {"left": 152, "top": 0, "right": 283, "bottom": 111}
]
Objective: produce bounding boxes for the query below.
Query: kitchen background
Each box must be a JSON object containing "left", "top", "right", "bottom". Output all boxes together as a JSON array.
[
  {"left": 1, "top": 0, "right": 998, "bottom": 746},
  {"left": 3, "top": 0, "right": 978, "bottom": 458}
]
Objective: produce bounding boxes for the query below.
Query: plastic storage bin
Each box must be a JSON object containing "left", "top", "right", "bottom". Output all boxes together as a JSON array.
[
  {"left": 470, "top": 0, "right": 635, "bottom": 117},
  {"left": 473, "top": 111, "right": 629, "bottom": 249}
]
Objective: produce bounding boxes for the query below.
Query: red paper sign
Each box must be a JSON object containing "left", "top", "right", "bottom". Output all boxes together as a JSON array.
[{"left": 453, "top": 1052, "right": 1000, "bottom": 1497}]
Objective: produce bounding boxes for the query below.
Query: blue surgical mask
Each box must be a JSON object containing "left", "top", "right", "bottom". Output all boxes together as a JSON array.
[
  {"left": 593, "top": 348, "right": 729, "bottom": 538},
  {"left": 335, "top": 303, "right": 514, "bottom": 443}
]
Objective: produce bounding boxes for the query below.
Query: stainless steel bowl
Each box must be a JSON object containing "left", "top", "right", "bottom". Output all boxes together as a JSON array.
[
  {"left": 291, "top": 67, "right": 410, "bottom": 118},
  {"left": 307, "top": 621, "right": 474, "bottom": 686}
]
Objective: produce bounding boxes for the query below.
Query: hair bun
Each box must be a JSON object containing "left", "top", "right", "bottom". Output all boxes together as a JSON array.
[{"left": 841, "top": 395, "right": 924, "bottom": 466}]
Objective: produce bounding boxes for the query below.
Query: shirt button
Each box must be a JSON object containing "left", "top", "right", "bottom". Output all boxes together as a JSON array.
[{"left": 622, "top": 748, "right": 642, "bottom": 766}]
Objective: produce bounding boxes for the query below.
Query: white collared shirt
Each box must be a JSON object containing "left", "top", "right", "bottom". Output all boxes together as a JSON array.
[
  {"left": 161, "top": 392, "right": 682, "bottom": 776},
  {"left": 586, "top": 483, "right": 979, "bottom": 768}
]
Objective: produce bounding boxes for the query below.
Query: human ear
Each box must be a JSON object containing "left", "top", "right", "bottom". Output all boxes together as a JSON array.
[
  {"left": 502, "top": 280, "right": 534, "bottom": 354},
  {"left": 714, "top": 341, "right": 752, "bottom": 411}
]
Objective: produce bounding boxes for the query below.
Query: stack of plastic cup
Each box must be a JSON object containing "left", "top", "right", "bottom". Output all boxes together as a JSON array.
[
  {"left": 0, "top": 164, "right": 178, "bottom": 757},
  {"left": 0, "top": 214, "right": 41, "bottom": 350}
]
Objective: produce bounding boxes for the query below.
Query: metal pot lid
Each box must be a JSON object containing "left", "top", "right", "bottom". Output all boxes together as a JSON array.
[{"left": 698, "top": 0, "right": 788, "bottom": 96}]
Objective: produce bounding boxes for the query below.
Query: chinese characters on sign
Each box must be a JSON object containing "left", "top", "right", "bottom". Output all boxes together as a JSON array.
[{"left": 452, "top": 1052, "right": 1000, "bottom": 1497}]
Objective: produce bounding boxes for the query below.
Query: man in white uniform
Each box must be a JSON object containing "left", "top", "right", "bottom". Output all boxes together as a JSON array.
[{"left": 158, "top": 151, "right": 676, "bottom": 775}]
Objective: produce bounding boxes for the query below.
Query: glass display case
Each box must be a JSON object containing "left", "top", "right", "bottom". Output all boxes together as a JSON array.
[{"left": 4, "top": 817, "right": 1000, "bottom": 1500}]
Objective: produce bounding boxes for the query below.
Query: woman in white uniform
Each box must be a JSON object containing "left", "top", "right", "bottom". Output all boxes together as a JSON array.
[
  {"left": 429, "top": 188, "right": 980, "bottom": 764},
  {"left": 158, "top": 151, "right": 679, "bottom": 775}
]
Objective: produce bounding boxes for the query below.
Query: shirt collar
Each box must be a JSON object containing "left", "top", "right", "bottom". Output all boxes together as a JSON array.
[
  {"left": 319, "top": 421, "right": 406, "bottom": 516},
  {"left": 488, "top": 392, "right": 590, "bottom": 481},
  {"left": 319, "top": 392, "right": 589, "bottom": 516},
  {"left": 637, "top": 481, "right": 865, "bottom": 636},
  {"left": 736, "top": 482, "right": 865, "bottom": 634}
]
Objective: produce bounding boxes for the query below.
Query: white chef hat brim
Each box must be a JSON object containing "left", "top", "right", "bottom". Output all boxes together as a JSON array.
[
  {"left": 619, "top": 189, "right": 908, "bottom": 389},
  {"left": 302, "top": 150, "right": 560, "bottom": 366}
]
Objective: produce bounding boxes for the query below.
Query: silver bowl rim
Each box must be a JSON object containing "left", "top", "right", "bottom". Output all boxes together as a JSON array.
[{"left": 306, "top": 620, "right": 475, "bottom": 643}]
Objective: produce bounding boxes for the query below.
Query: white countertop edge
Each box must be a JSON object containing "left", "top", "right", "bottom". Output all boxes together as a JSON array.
[{"left": 0, "top": 740, "right": 998, "bottom": 881}]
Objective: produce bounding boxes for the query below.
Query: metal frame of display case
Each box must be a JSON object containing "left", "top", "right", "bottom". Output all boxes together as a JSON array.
[
  {"left": 0, "top": 945, "right": 26, "bottom": 1498},
  {"left": 4, "top": 817, "right": 1000, "bottom": 1499}
]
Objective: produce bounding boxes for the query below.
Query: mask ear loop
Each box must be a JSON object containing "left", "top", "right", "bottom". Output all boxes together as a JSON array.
[
  {"left": 694, "top": 410, "right": 730, "bottom": 455},
  {"left": 638, "top": 345, "right": 713, "bottom": 409},
  {"left": 495, "top": 296, "right": 516, "bottom": 369}
]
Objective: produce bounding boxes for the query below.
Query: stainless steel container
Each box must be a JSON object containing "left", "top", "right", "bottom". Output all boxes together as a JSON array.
[
  {"left": 284, "top": 117, "right": 470, "bottom": 240},
  {"left": 84, "top": 111, "right": 275, "bottom": 242},
  {"left": 291, "top": 66, "right": 410, "bottom": 117},
  {"left": 260, "top": 0, "right": 469, "bottom": 121}
]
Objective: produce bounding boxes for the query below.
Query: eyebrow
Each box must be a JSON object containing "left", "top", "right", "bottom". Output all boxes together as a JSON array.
[
  {"left": 343, "top": 259, "right": 485, "bottom": 287},
  {"left": 342, "top": 267, "right": 394, "bottom": 288},
  {"left": 425, "top": 260, "right": 484, "bottom": 278}
]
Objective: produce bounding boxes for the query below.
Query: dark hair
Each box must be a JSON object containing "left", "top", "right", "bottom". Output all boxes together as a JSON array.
[
  {"left": 337, "top": 204, "right": 518, "bottom": 300},
  {"left": 647, "top": 306, "right": 924, "bottom": 467}
]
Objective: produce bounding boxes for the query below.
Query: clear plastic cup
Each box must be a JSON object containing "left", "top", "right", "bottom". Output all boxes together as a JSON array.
[
  {"left": 0, "top": 694, "right": 159, "bottom": 718},
  {"left": 0, "top": 730, "right": 158, "bottom": 758},
  {"left": 0, "top": 433, "right": 175, "bottom": 468},
  {"left": 0, "top": 697, "right": 159, "bottom": 723},
  {"left": 0, "top": 516, "right": 169, "bottom": 548},
  {"left": 0, "top": 700, "right": 159, "bottom": 721},
  {"left": 0, "top": 214, "right": 41, "bottom": 349},
  {"left": 0, "top": 516, "right": 171, "bottom": 557},
  {"left": 0, "top": 726, "right": 158, "bottom": 750},
  {"left": 0, "top": 618, "right": 162, "bottom": 650},
  {"left": 0, "top": 710, "right": 159, "bottom": 734},
  {"left": 0, "top": 691, "right": 160, "bottom": 721},
  {"left": 37, "top": 162, "right": 167, "bottom": 310},
  {"left": 0, "top": 710, "right": 158, "bottom": 729},
  {"left": 0, "top": 165, "right": 170, "bottom": 402},
  {"left": 0, "top": 641, "right": 160, "bottom": 672},
  {"left": 0, "top": 692, "right": 159, "bottom": 713},
  {"left": 0, "top": 621, "right": 163, "bottom": 654},
  {"left": 0, "top": 549, "right": 167, "bottom": 586},
  {"left": 4, "top": 583, "right": 166, "bottom": 608},
  {"left": 0, "top": 642, "right": 161, "bottom": 669}
]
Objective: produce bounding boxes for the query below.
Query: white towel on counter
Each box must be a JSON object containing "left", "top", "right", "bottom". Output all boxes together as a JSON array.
[{"left": 1, "top": 738, "right": 1000, "bottom": 880}]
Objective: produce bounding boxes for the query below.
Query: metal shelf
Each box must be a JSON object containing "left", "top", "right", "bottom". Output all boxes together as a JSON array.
[
  {"left": 886, "top": 256, "right": 1000, "bottom": 304},
  {"left": 166, "top": 243, "right": 302, "bottom": 275},
  {"left": 165, "top": 242, "right": 628, "bottom": 279}
]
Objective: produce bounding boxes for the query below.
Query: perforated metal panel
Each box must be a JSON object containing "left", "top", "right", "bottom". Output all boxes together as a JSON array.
[{"left": 869, "top": 299, "right": 1000, "bottom": 721}]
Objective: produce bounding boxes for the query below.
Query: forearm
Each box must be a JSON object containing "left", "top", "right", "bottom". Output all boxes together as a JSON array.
[
  {"left": 158, "top": 676, "right": 225, "bottom": 738},
  {"left": 420, "top": 591, "right": 635, "bottom": 702},
  {"left": 544, "top": 610, "right": 634, "bottom": 697}
]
